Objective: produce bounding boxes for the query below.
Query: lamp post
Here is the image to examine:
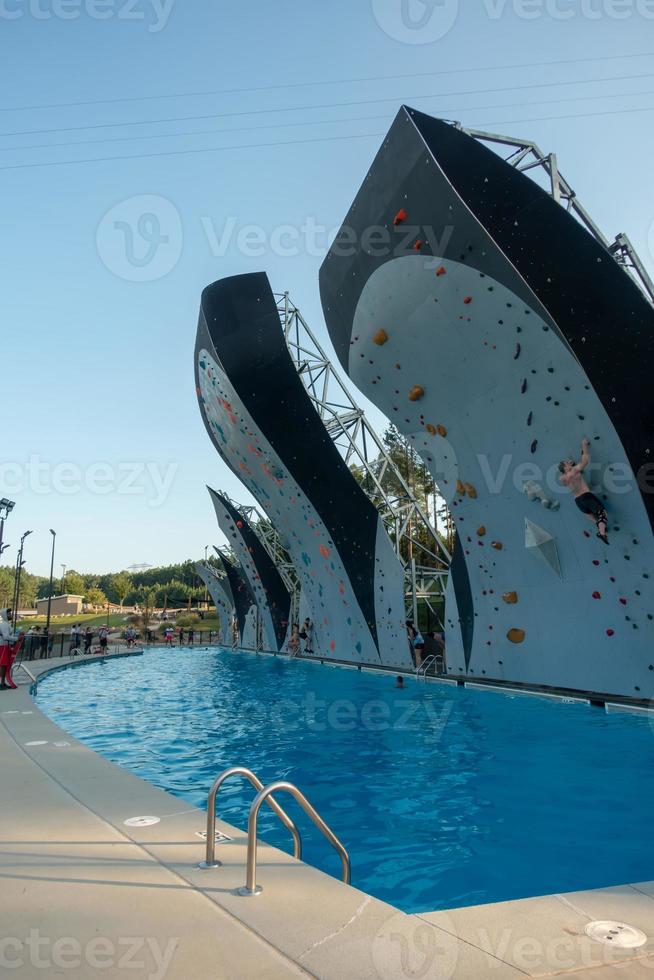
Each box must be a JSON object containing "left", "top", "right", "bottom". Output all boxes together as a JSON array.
[
  {"left": 60, "top": 563, "right": 67, "bottom": 595},
  {"left": 0, "top": 498, "right": 15, "bottom": 562},
  {"left": 12, "top": 530, "right": 32, "bottom": 626},
  {"left": 45, "top": 529, "right": 56, "bottom": 637}
]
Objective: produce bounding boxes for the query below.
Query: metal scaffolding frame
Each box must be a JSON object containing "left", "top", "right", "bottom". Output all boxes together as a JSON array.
[
  {"left": 455, "top": 124, "right": 654, "bottom": 307},
  {"left": 276, "top": 291, "right": 450, "bottom": 624}
]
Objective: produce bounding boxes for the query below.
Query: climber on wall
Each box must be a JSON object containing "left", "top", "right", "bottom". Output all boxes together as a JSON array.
[{"left": 558, "top": 438, "right": 609, "bottom": 545}]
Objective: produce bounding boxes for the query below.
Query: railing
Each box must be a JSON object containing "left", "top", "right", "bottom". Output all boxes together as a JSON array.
[
  {"left": 198, "top": 767, "right": 301, "bottom": 870},
  {"left": 238, "top": 780, "right": 350, "bottom": 896},
  {"left": 416, "top": 655, "right": 437, "bottom": 678}
]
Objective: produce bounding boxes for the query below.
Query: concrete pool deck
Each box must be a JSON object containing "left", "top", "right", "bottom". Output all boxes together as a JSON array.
[{"left": 1, "top": 651, "right": 654, "bottom": 979}]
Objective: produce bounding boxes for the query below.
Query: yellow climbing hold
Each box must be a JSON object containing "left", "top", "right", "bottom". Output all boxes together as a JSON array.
[
  {"left": 373, "top": 329, "right": 389, "bottom": 346},
  {"left": 426, "top": 423, "right": 437, "bottom": 436},
  {"left": 507, "top": 628, "right": 526, "bottom": 644},
  {"left": 477, "top": 526, "right": 486, "bottom": 537},
  {"left": 464, "top": 483, "right": 478, "bottom": 499},
  {"left": 437, "top": 424, "right": 447, "bottom": 437},
  {"left": 456, "top": 480, "right": 466, "bottom": 496},
  {"left": 502, "top": 592, "right": 518, "bottom": 604},
  {"left": 408, "top": 385, "right": 425, "bottom": 402}
]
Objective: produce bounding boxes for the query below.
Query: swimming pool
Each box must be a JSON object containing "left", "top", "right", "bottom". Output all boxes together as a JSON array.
[{"left": 35, "top": 648, "right": 654, "bottom": 914}]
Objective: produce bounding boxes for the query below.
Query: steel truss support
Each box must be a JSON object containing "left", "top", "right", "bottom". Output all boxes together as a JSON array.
[
  {"left": 455, "top": 125, "right": 654, "bottom": 307},
  {"left": 275, "top": 291, "right": 450, "bottom": 619}
]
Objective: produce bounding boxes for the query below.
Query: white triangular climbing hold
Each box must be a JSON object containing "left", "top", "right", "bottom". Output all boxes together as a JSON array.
[{"left": 524, "top": 518, "right": 562, "bottom": 578}]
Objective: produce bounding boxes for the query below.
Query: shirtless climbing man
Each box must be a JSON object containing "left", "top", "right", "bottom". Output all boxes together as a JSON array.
[{"left": 558, "top": 437, "right": 609, "bottom": 545}]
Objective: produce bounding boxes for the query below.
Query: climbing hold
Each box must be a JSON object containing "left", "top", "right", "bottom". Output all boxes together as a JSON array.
[
  {"left": 236, "top": 521, "right": 243, "bottom": 529},
  {"left": 413, "top": 240, "right": 423, "bottom": 251},
  {"left": 393, "top": 208, "right": 407, "bottom": 226},
  {"left": 530, "top": 440, "right": 538, "bottom": 455},
  {"left": 525, "top": 519, "right": 562, "bottom": 577},
  {"left": 514, "top": 344, "right": 521, "bottom": 360},
  {"left": 521, "top": 379, "right": 528, "bottom": 394},
  {"left": 477, "top": 526, "right": 487, "bottom": 537},
  {"left": 527, "top": 412, "right": 533, "bottom": 427},
  {"left": 436, "top": 266, "right": 447, "bottom": 276},
  {"left": 507, "top": 628, "right": 526, "bottom": 644},
  {"left": 437, "top": 424, "right": 447, "bottom": 437},
  {"left": 408, "top": 385, "right": 425, "bottom": 402},
  {"left": 456, "top": 480, "right": 466, "bottom": 496},
  {"left": 426, "top": 423, "right": 437, "bottom": 436},
  {"left": 373, "top": 329, "right": 389, "bottom": 346},
  {"left": 592, "top": 592, "right": 601, "bottom": 600},
  {"left": 502, "top": 592, "right": 518, "bottom": 604},
  {"left": 464, "top": 296, "right": 473, "bottom": 305},
  {"left": 523, "top": 481, "right": 560, "bottom": 511},
  {"left": 491, "top": 541, "right": 503, "bottom": 551},
  {"left": 464, "top": 483, "right": 478, "bottom": 499},
  {"left": 619, "top": 598, "right": 628, "bottom": 606},
  {"left": 606, "top": 629, "right": 615, "bottom": 637}
]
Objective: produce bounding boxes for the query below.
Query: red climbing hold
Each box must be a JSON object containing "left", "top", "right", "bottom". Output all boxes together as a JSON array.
[
  {"left": 464, "top": 296, "right": 473, "bottom": 305},
  {"left": 436, "top": 266, "right": 447, "bottom": 276},
  {"left": 606, "top": 629, "right": 615, "bottom": 637},
  {"left": 236, "top": 521, "right": 243, "bottom": 529},
  {"left": 413, "top": 240, "right": 423, "bottom": 251},
  {"left": 394, "top": 208, "right": 408, "bottom": 226},
  {"left": 619, "top": 598, "right": 628, "bottom": 606},
  {"left": 593, "top": 560, "right": 600, "bottom": 566},
  {"left": 592, "top": 592, "right": 601, "bottom": 600}
]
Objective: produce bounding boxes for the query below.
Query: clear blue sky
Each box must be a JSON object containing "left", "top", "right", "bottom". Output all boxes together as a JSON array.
[{"left": 2, "top": 0, "right": 653, "bottom": 576}]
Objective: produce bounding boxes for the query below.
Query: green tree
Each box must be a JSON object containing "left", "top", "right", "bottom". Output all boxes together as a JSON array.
[
  {"left": 63, "top": 570, "right": 85, "bottom": 597},
  {"left": 85, "top": 587, "right": 107, "bottom": 606},
  {"left": 109, "top": 572, "right": 132, "bottom": 609}
]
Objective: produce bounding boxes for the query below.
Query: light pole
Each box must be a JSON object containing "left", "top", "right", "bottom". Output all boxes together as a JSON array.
[
  {"left": 60, "top": 564, "right": 67, "bottom": 595},
  {"left": 0, "top": 498, "right": 15, "bottom": 562},
  {"left": 12, "top": 530, "right": 32, "bottom": 626},
  {"left": 45, "top": 529, "right": 56, "bottom": 637}
]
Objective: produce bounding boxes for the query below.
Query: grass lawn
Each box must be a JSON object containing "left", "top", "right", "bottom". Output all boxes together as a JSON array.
[{"left": 17, "top": 612, "right": 128, "bottom": 630}]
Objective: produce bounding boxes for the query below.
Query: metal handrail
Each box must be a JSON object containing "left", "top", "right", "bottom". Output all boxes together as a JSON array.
[
  {"left": 416, "top": 655, "right": 437, "bottom": 678},
  {"left": 198, "top": 767, "right": 302, "bottom": 870},
  {"left": 238, "top": 781, "right": 350, "bottom": 896}
]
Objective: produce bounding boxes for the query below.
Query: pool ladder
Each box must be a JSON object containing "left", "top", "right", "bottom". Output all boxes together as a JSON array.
[
  {"left": 198, "top": 766, "right": 350, "bottom": 896},
  {"left": 416, "top": 654, "right": 437, "bottom": 679}
]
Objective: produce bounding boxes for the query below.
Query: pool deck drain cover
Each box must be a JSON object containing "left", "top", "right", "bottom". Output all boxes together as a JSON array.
[
  {"left": 584, "top": 921, "right": 647, "bottom": 948},
  {"left": 124, "top": 816, "right": 161, "bottom": 828}
]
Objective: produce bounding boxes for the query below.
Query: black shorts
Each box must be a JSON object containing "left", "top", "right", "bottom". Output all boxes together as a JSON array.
[{"left": 575, "top": 492, "right": 607, "bottom": 521}]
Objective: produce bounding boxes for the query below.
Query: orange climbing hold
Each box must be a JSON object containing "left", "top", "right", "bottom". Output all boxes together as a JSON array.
[
  {"left": 373, "top": 329, "right": 389, "bottom": 346},
  {"left": 491, "top": 541, "right": 503, "bottom": 551},
  {"left": 507, "top": 628, "right": 526, "bottom": 644},
  {"left": 437, "top": 424, "right": 447, "bottom": 437},
  {"left": 436, "top": 266, "right": 447, "bottom": 276},
  {"left": 477, "top": 526, "right": 487, "bottom": 537},
  {"left": 408, "top": 385, "right": 425, "bottom": 402},
  {"left": 464, "top": 483, "right": 478, "bottom": 499},
  {"left": 320, "top": 545, "right": 331, "bottom": 559},
  {"left": 413, "top": 240, "right": 423, "bottom": 251},
  {"left": 502, "top": 592, "right": 518, "bottom": 604},
  {"left": 426, "top": 424, "right": 437, "bottom": 436},
  {"left": 393, "top": 208, "right": 408, "bottom": 226},
  {"left": 456, "top": 480, "right": 466, "bottom": 496}
]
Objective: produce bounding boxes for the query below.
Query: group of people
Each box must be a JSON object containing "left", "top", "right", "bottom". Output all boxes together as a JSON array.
[
  {"left": 287, "top": 618, "right": 314, "bottom": 656},
  {"left": 406, "top": 621, "right": 445, "bottom": 670},
  {"left": 67, "top": 623, "right": 110, "bottom": 656}
]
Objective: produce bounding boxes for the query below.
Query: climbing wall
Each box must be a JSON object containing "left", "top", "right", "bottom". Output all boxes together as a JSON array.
[
  {"left": 207, "top": 487, "right": 291, "bottom": 652},
  {"left": 319, "top": 106, "right": 654, "bottom": 699},
  {"left": 214, "top": 550, "right": 257, "bottom": 649},
  {"left": 195, "top": 272, "right": 411, "bottom": 669},
  {"left": 194, "top": 562, "right": 234, "bottom": 646}
]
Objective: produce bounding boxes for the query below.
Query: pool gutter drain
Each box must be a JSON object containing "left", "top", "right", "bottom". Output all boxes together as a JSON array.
[
  {"left": 124, "top": 816, "right": 161, "bottom": 828},
  {"left": 584, "top": 921, "right": 647, "bottom": 948}
]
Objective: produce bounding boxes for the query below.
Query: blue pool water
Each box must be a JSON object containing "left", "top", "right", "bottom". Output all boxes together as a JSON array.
[{"left": 35, "top": 648, "right": 654, "bottom": 914}]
